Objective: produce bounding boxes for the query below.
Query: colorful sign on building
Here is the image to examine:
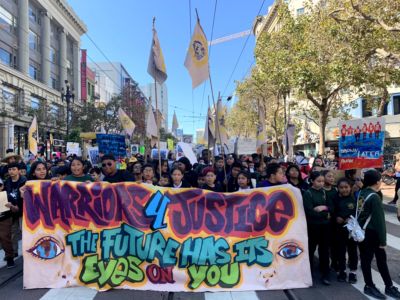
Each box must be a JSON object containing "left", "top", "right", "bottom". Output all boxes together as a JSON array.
[
  {"left": 339, "top": 117, "right": 385, "bottom": 170},
  {"left": 23, "top": 182, "right": 312, "bottom": 292}
]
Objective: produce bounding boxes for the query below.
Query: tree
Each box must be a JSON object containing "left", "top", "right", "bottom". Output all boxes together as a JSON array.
[
  {"left": 256, "top": 2, "right": 365, "bottom": 154},
  {"left": 330, "top": 0, "right": 400, "bottom": 62},
  {"left": 329, "top": 0, "right": 400, "bottom": 116}
]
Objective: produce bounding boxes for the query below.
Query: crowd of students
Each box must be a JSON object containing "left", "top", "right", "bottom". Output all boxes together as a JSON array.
[{"left": 0, "top": 148, "right": 400, "bottom": 299}]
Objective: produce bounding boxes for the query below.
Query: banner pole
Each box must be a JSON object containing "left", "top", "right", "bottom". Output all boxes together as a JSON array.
[
  {"left": 152, "top": 17, "right": 162, "bottom": 176},
  {"left": 209, "top": 80, "right": 227, "bottom": 190}
]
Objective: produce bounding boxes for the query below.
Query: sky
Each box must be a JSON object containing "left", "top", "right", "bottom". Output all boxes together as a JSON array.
[{"left": 68, "top": 0, "right": 273, "bottom": 138}]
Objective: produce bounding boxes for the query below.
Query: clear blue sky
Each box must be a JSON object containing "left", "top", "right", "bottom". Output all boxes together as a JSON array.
[{"left": 68, "top": 0, "right": 273, "bottom": 137}]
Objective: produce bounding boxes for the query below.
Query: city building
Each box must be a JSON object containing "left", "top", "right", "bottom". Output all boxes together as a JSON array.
[
  {"left": 253, "top": 0, "right": 400, "bottom": 156},
  {"left": 88, "top": 61, "right": 132, "bottom": 104},
  {"left": 0, "top": 0, "right": 87, "bottom": 157},
  {"left": 141, "top": 82, "right": 168, "bottom": 130},
  {"left": 80, "top": 49, "right": 96, "bottom": 103},
  {"left": 196, "top": 128, "right": 205, "bottom": 145}
]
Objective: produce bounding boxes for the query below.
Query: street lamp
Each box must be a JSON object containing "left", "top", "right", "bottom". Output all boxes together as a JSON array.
[{"left": 61, "top": 80, "right": 74, "bottom": 139}]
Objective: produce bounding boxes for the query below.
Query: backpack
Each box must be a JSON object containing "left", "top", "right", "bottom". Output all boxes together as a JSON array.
[{"left": 344, "top": 193, "right": 374, "bottom": 242}]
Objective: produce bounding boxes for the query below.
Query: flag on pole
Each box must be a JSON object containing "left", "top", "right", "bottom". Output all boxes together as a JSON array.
[
  {"left": 147, "top": 25, "right": 167, "bottom": 84},
  {"left": 184, "top": 19, "right": 209, "bottom": 89},
  {"left": 171, "top": 111, "right": 179, "bottom": 135},
  {"left": 118, "top": 108, "right": 136, "bottom": 137},
  {"left": 146, "top": 106, "right": 158, "bottom": 138},
  {"left": 204, "top": 106, "right": 215, "bottom": 145},
  {"left": 256, "top": 102, "right": 267, "bottom": 150},
  {"left": 28, "top": 116, "right": 38, "bottom": 156},
  {"left": 215, "top": 99, "right": 229, "bottom": 146}
]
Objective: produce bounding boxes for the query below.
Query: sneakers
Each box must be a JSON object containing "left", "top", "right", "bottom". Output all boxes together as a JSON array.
[
  {"left": 385, "top": 286, "right": 400, "bottom": 299},
  {"left": 322, "top": 276, "right": 331, "bottom": 286},
  {"left": 364, "top": 285, "right": 386, "bottom": 299},
  {"left": 6, "top": 258, "right": 15, "bottom": 269},
  {"left": 337, "top": 271, "right": 347, "bottom": 282},
  {"left": 348, "top": 272, "right": 357, "bottom": 284}
]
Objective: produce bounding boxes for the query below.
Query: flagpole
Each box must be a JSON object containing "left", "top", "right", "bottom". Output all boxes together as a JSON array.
[{"left": 153, "top": 17, "right": 162, "bottom": 177}]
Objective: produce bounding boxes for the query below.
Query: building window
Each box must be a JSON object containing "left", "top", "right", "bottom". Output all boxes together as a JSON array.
[
  {"left": 297, "top": 7, "right": 305, "bottom": 16},
  {"left": 0, "top": 5, "right": 17, "bottom": 33},
  {"left": 51, "top": 77, "right": 57, "bottom": 90},
  {"left": 50, "top": 47, "right": 56, "bottom": 63},
  {"left": 393, "top": 95, "right": 400, "bottom": 115},
  {"left": 2, "top": 87, "right": 17, "bottom": 108},
  {"left": 29, "top": 6, "right": 37, "bottom": 23},
  {"left": 0, "top": 48, "right": 12, "bottom": 66},
  {"left": 362, "top": 98, "right": 388, "bottom": 117},
  {"left": 29, "top": 30, "right": 39, "bottom": 50},
  {"left": 49, "top": 103, "right": 59, "bottom": 118},
  {"left": 31, "top": 96, "right": 40, "bottom": 110},
  {"left": 29, "top": 64, "right": 38, "bottom": 80}
]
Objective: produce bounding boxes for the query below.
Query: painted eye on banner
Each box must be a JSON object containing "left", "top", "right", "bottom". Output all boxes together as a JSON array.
[
  {"left": 277, "top": 242, "right": 303, "bottom": 260},
  {"left": 27, "top": 236, "right": 64, "bottom": 260}
]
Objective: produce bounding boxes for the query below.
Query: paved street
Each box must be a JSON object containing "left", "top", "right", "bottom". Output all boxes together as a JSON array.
[{"left": 1, "top": 185, "right": 399, "bottom": 300}]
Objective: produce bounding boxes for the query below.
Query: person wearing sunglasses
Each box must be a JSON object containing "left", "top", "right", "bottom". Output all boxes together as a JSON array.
[{"left": 101, "top": 154, "right": 135, "bottom": 183}]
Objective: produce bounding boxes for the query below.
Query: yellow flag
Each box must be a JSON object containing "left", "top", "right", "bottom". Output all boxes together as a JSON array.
[
  {"left": 28, "top": 116, "right": 38, "bottom": 156},
  {"left": 118, "top": 108, "right": 135, "bottom": 137},
  {"left": 215, "top": 99, "right": 228, "bottom": 145},
  {"left": 148, "top": 27, "right": 167, "bottom": 84},
  {"left": 49, "top": 133, "right": 54, "bottom": 146},
  {"left": 184, "top": 19, "right": 209, "bottom": 89},
  {"left": 167, "top": 138, "right": 174, "bottom": 151}
]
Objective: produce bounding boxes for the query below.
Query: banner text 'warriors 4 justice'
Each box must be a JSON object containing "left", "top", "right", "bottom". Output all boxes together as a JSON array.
[
  {"left": 339, "top": 117, "right": 385, "bottom": 170},
  {"left": 23, "top": 182, "right": 312, "bottom": 292}
]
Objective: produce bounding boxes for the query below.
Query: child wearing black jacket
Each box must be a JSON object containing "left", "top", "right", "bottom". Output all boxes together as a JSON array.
[{"left": 334, "top": 178, "right": 358, "bottom": 284}]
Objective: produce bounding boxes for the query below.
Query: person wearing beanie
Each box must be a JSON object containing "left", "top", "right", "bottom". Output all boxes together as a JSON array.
[
  {"left": 177, "top": 157, "right": 198, "bottom": 188},
  {"left": 358, "top": 169, "right": 400, "bottom": 299}
]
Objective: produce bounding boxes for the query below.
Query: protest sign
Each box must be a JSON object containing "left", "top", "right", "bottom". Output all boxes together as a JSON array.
[
  {"left": 96, "top": 134, "right": 126, "bottom": 158},
  {"left": 87, "top": 146, "right": 100, "bottom": 166},
  {"left": 67, "top": 142, "right": 81, "bottom": 156},
  {"left": 23, "top": 182, "right": 311, "bottom": 292},
  {"left": 339, "top": 117, "right": 385, "bottom": 170}
]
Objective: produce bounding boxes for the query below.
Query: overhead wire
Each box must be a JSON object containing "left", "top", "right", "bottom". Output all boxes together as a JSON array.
[
  {"left": 199, "top": 0, "right": 218, "bottom": 116},
  {"left": 221, "top": 0, "right": 266, "bottom": 98}
]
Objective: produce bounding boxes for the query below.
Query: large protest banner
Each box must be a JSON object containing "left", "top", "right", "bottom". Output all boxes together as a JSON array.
[
  {"left": 23, "top": 182, "right": 312, "bottom": 292},
  {"left": 96, "top": 134, "right": 126, "bottom": 158},
  {"left": 339, "top": 117, "right": 385, "bottom": 170}
]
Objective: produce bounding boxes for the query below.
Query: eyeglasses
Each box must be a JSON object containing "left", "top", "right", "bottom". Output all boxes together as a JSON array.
[{"left": 102, "top": 162, "right": 113, "bottom": 167}]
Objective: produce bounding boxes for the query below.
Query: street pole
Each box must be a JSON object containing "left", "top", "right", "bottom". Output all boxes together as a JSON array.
[{"left": 61, "top": 80, "right": 75, "bottom": 141}]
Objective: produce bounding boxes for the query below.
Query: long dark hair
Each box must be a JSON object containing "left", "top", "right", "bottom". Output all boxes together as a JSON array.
[
  {"left": 28, "top": 161, "right": 49, "bottom": 180},
  {"left": 237, "top": 170, "right": 253, "bottom": 188},
  {"left": 285, "top": 164, "right": 303, "bottom": 184}
]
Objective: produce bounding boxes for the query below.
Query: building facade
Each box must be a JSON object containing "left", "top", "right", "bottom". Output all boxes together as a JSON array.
[
  {"left": 140, "top": 82, "right": 168, "bottom": 130},
  {"left": 0, "top": 0, "right": 86, "bottom": 156},
  {"left": 88, "top": 61, "right": 134, "bottom": 104}
]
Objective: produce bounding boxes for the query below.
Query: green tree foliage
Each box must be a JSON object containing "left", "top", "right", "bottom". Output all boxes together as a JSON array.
[{"left": 329, "top": 0, "right": 400, "bottom": 116}]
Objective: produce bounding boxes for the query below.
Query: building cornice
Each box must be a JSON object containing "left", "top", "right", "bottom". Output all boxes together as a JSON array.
[
  {"left": 255, "top": 1, "right": 280, "bottom": 38},
  {"left": 54, "top": 0, "right": 87, "bottom": 35}
]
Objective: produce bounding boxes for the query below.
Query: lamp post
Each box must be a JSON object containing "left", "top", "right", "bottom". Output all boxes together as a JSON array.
[{"left": 61, "top": 80, "right": 74, "bottom": 139}]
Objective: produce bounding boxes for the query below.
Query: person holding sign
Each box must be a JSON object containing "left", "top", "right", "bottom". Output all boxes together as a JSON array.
[
  {"left": 169, "top": 168, "right": 191, "bottom": 188},
  {"left": 101, "top": 155, "right": 135, "bottom": 183},
  {"left": 64, "top": 158, "right": 93, "bottom": 183},
  {"left": 0, "top": 178, "right": 16, "bottom": 269},
  {"left": 303, "top": 171, "right": 333, "bottom": 286}
]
